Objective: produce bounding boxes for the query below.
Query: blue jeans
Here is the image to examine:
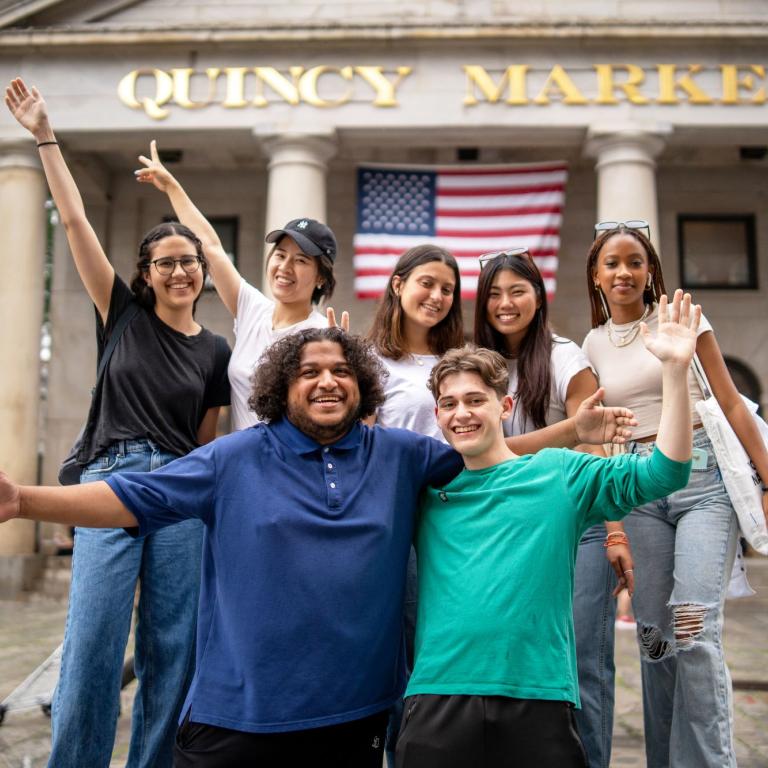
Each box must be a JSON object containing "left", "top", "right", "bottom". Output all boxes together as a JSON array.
[
  {"left": 625, "top": 429, "right": 738, "bottom": 768},
  {"left": 49, "top": 440, "right": 203, "bottom": 768},
  {"left": 573, "top": 524, "right": 617, "bottom": 768}
]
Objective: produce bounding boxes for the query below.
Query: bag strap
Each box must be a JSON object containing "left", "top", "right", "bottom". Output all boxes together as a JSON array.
[
  {"left": 95, "top": 302, "right": 140, "bottom": 383},
  {"left": 691, "top": 354, "right": 713, "bottom": 399}
]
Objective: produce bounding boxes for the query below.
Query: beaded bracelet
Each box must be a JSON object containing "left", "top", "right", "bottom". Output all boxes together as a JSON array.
[{"left": 604, "top": 533, "right": 629, "bottom": 548}]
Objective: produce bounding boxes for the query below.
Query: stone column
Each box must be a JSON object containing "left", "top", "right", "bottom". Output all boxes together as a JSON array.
[
  {"left": 584, "top": 124, "right": 670, "bottom": 249},
  {"left": 0, "top": 141, "right": 46, "bottom": 562},
  {"left": 259, "top": 133, "right": 337, "bottom": 290}
]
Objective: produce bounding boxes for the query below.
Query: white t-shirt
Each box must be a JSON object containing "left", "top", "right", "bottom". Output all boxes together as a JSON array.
[
  {"left": 228, "top": 279, "right": 327, "bottom": 431},
  {"left": 503, "top": 336, "right": 592, "bottom": 437},
  {"left": 582, "top": 306, "right": 713, "bottom": 440},
  {"left": 376, "top": 353, "right": 446, "bottom": 442}
]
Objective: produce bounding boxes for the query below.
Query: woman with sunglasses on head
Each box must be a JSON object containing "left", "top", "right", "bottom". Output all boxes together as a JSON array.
[
  {"left": 583, "top": 220, "right": 768, "bottom": 768},
  {"left": 6, "top": 79, "right": 231, "bottom": 768},
  {"left": 473, "top": 247, "right": 631, "bottom": 768},
  {"left": 135, "top": 141, "right": 343, "bottom": 431}
]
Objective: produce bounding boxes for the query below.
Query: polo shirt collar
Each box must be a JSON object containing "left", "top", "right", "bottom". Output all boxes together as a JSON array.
[{"left": 269, "top": 417, "right": 363, "bottom": 455}]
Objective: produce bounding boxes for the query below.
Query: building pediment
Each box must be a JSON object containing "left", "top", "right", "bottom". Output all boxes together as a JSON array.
[{"left": 0, "top": 0, "right": 766, "bottom": 40}]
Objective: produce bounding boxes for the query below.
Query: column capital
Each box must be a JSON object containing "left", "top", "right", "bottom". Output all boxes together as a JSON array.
[
  {"left": 257, "top": 131, "right": 337, "bottom": 171},
  {"left": 584, "top": 122, "right": 671, "bottom": 168},
  {"left": 0, "top": 137, "right": 42, "bottom": 171}
]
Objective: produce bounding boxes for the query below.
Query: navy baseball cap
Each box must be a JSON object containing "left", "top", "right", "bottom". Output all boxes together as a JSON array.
[{"left": 265, "top": 218, "right": 337, "bottom": 263}]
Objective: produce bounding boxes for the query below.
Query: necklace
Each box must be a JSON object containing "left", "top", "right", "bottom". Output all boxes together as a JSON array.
[{"left": 607, "top": 305, "right": 650, "bottom": 348}]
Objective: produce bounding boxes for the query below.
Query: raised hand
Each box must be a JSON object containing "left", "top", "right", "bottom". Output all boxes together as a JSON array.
[
  {"left": 326, "top": 307, "right": 350, "bottom": 332},
  {"left": 135, "top": 139, "right": 176, "bottom": 192},
  {"left": 4, "top": 78, "right": 51, "bottom": 139},
  {"left": 574, "top": 387, "right": 638, "bottom": 445},
  {"left": 0, "top": 471, "right": 20, "bottom": 524},
  {"left": 641, "top": 289, "right": 701, "bottom": 367}
]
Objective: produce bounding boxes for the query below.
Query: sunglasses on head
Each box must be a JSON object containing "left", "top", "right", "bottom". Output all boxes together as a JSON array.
[
  {"left": 593, "top": 219, "right": 650, "bottom": 240},
  {"left": 478, "top": 247, "right": 532, "bottom": 270}
]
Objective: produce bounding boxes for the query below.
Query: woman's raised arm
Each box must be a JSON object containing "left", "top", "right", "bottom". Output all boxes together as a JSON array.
[
  {"left": 135, "top": 141, "right": 242, "bottom": 316},
  {"left": 5, "top": 78, "right": 114, "bottom": 321}
]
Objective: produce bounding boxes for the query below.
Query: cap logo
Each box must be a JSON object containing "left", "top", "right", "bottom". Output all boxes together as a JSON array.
[{"left": 296, "top": 220, "right": 309, "bottom": 229}]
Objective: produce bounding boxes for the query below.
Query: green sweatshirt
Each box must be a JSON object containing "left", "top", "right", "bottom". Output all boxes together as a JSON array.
[{"left": 406, "top": 447, "right": 691, "bottom": 706}]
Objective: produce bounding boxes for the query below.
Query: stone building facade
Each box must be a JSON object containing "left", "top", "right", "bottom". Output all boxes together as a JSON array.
[{"left": 0, "top": 0, "right": 766, "bottom": 568}]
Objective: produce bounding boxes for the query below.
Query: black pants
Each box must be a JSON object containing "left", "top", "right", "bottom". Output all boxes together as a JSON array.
[
  {"left": 173, "top": 710, "right": 387, "bottom": 767},
  {"left": 395, "top": 695, "right": 588, "bottom": 768}
]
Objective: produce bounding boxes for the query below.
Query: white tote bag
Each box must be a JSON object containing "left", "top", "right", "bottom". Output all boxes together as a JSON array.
[{"left": 692, "top": 357, "right": 768, "bottom": 555}]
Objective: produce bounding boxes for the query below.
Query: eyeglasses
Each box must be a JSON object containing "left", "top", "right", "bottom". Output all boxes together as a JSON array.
[
  {"left": 146, "top": 256, "right": 202, "bottom": 276},
  {"left": 478, "top": 247, "right": 532, "bottom": 270},
  {"left": 593, "top": 219, "right": 650, "bottom": 240}
]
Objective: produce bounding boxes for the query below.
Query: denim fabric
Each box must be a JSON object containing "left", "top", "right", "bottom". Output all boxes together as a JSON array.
[
  {"left": 624, "top": 428, "right": 738, "bottom": 768},
  {"left": 573, "top": 524, "right": 617, "bottom": 768},
  {"left": 49, "top": 440, "right": 203, "bottom": 768}
]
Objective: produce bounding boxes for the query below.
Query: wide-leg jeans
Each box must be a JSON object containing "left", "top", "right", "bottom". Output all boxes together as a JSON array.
[{"left": 49, "top": 440, "right": 202, "bottom": 768}]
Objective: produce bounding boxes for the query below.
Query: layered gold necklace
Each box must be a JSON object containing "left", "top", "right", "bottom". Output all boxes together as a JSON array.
[{"left": 607, "top": 305, "right": 651, "bottom": 348}]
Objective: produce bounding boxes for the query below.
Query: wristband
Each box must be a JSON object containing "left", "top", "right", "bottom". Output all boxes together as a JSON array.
[{"left": 36, "top": 140, "right": 58, "bottom": 148}]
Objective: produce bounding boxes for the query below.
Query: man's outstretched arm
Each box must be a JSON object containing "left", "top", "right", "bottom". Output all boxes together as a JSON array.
[
  {"left": 506, "top": 392, "right": 638, "bottom": 455},
  {"left": 0, "top": 473, "right": 137, "bottom": 528}
]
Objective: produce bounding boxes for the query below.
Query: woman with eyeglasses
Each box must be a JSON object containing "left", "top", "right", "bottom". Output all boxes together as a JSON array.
[
  {"left": 6, "top": 79, "right": 231, "bottom": 768},
  {"left": 473, "top": 247, "right": 630, "bottom": 768},
  {"left": 134, "top": 141, "right": 343, "bottom": 431},
  {"left": 583, "top": 221, "right": 768, "bottom": 768}
]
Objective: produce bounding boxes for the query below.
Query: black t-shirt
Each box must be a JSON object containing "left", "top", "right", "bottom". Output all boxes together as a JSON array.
[{"left": 77, "top": 275, "right": 231, "bottom": 464}]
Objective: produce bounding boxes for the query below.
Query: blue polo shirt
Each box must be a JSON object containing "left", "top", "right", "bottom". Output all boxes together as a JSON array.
[{"left": 106, "top": 418, "right": 461, "bottom": 733}]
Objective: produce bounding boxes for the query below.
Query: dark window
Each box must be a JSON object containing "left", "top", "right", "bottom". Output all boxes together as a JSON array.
[{"left": 678, "top": 214, "right": 757, "bottom": 289}]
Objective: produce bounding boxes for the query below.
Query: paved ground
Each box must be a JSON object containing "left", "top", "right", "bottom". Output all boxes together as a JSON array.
[{"left": 0, "top": 560, "right": 766, "bottom": 767}]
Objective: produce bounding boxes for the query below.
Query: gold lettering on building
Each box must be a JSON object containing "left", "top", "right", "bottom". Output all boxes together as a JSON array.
[
  {"left": 657, "top": 64, "right": 714, "bottom": 105},
  {"left": 533, "top": 65, "right": 588, "bottom": 105},
  {"left": 463, "top": 65, "right": 529, "bottom": 105},
  {"left": 720, "top": 65, "right": 766, "bottom": 105},
  {"left": 117, "top": 63, "right": 767, "bottom": 118},
  {"left": 594, "top": 64, "right": 650, "bottom": 105}
]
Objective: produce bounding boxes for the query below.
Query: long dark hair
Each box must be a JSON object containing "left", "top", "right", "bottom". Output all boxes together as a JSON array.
[
  {"left": 586, "top": 228, "right": 666, "bottom": 328},
  {"left": 473, "top": 253, "right": 553, "bottom": 430},
  {"left": 367, "top": 245, "right": 464, "bottom": 360},
  {"left": 130, "top": 222, "right": 208, "bottom": 314}
]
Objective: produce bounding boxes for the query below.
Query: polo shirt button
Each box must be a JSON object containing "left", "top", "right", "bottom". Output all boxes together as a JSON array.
[
  {"left": 330, "top": 482, "right": 336, "bottom": 489},
  {"left": 327, "top": 463, "right": 333, "bottom": 469},
  {"left": 323, "top": 447, "right": 329, "bottom": 453}
]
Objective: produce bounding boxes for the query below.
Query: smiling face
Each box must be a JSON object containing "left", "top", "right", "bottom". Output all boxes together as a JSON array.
[
  {"left": 593, "top": 233, "right": 652, "bottom": 319},
  {"left": 286, "top": 340, "right": 362, "bottom": 444},
  {"left": 143, "top": 235, "right": 204, "bottom": 311},
  {"left": 267, "top": 236, "right": 321, "bottom": 307},
  {"left": 485, "top": 268, "right": 540, "bottom": 353},
  {"left": 435, "top": 371, "right": 513, "bottom": 465},
  {"left": 392, "top": 261, "right": 456, "bottom": 333}
]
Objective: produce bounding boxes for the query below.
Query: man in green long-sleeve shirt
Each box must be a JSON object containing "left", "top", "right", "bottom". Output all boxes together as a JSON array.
[{"left": 396, "top": 291, "right": 699, "bottom": 768}]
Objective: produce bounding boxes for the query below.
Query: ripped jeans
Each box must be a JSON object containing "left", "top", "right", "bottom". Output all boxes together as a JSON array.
[{"left": 625, "top": 428, "right": 738, "bottom": 768}]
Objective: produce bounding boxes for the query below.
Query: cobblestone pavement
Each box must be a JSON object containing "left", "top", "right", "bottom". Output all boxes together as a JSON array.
[{"left": 1, "top": 560, "right": 766, "bottom": 767}]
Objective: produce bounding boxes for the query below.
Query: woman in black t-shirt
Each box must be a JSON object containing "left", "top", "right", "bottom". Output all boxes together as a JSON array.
[{"left": 6, "top": 78, "right": 231, "bottom": 768}]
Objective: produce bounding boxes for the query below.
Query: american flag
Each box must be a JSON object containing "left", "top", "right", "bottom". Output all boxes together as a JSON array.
[{"left": 353, "top": 162, "right": 568, "bottom": 300}]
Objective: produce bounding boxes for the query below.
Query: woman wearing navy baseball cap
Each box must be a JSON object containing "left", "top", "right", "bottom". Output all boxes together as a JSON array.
[{"left": 136, "top": 142, "right": 345, "bottom": 430}]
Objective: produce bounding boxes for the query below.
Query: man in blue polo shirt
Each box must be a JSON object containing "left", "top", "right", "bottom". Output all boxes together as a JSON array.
[{"left": 0, "top": 327, "right": 636, "bottom": 767}]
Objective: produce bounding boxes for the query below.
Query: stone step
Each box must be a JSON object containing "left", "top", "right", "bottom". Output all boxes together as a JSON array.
[{"left": 26, "top": 555, "right": 72, "bottom": 602}]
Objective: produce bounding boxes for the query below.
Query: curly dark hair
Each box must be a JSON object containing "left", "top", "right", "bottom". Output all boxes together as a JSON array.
[
  {"left": 249, "top": 327, "right": 387, "bottom": 423},
  {"left": 130, "top": 221, "right": 208, "bottom": 314}
]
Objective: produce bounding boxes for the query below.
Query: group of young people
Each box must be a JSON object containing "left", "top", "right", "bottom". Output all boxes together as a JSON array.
[{"left": 3, "top": 76, "right": 767, "bottom": 768}]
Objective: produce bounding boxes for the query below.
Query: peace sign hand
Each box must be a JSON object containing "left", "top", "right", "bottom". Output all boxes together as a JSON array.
[{"left": 135, "top": 139, "right": 176, "bottom": 192}]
